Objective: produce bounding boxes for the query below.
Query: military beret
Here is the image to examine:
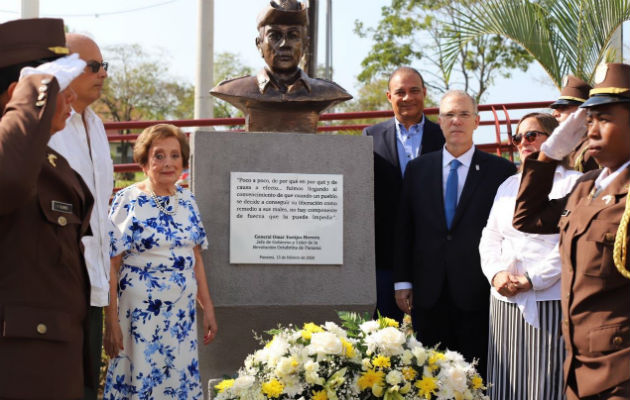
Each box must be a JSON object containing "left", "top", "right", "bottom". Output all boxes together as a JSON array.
[
  {"left": 581, "top": 63, "right": 630, "bottom": 108},
  {"left": 550, "top": 75, "right": 591, "bottom": 108},
  {"left": 0, "top": 18, "right": 68, "bottom": 69},
  {"left": 257, "top": 0, "right": 308, "bottom": 28}
]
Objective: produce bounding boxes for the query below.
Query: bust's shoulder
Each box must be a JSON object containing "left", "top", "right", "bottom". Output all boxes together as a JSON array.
[
  {"left": 304, "top": 76, "right": 352, "bottom": 101},
  {"left": 211, "top": 75, "right": 258, "bottom": 96}
]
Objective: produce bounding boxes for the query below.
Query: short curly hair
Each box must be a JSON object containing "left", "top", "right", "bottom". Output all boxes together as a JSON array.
[{"left": 133, "top": 124, "right": 189, "bottom": 169}]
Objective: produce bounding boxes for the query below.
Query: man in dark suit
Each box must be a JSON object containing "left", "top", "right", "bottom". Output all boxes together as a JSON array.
[
  {"left": 363, "top": 66, "right": 445, "bottom": 322},
  {"left": 394, "top": 90, "right": 516, "bottom": 379}
]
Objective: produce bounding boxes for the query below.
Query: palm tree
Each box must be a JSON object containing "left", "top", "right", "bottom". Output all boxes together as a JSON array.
[{"left": 443, "top": 0, "right": 630, "bottom": 87}]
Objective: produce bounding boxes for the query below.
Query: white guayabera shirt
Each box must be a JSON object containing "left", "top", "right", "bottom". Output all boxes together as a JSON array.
[
  {"left": 479, "top": 165, "right": 582, "bottom": 328},
  {"left": 48, "top": 106, "right": 114, "bottom": 306}
]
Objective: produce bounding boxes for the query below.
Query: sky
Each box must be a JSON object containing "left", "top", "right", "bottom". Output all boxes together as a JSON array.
[{"left": 0, "top": 0, "right": 627, "bottom": 141}]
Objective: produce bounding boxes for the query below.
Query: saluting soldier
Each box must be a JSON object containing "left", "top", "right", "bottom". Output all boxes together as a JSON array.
[
  {"left": 550, "top": 75, "right": 599, "bottom": 172},
  {"left": 513, "top": 63, "right": 630, "bottom": 399},
  {"left": 0, "top": 19, "right": 93, "bottom": 399}
]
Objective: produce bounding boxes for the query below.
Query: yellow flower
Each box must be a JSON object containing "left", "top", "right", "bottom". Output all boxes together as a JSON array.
[
  {"left": 427, "top": 350, "right": 445, "bottom": 371},
  {"left": 303, "top": 322, "right": 324, "bottom": 333},
  {"left": 471, "top": 375, "right": 484, "bottom": 390},
  {"left": 261, "top": 379, "right": 284, "bottom": 398},
  {"left": 402, "top": 367, "right": 417, "bottom": 381},
  {"left": 214, "top": 379, "right": 234, "bottom": 393},
  {"left": 357, "top": 369, "right": 384, "bottom": 390},
  {"left": 312, "top": 389, "right": 328, "bottom": 400},
  {"left": 301, "top": 330, "right": 312, "bottom": 340},
  {"left": 265, "top": 337, "right": 275, "bottom": 348},
  {"left": 414, "top": 375, "right": 438, "bottom": 399},
  {"left": 341, "top": 338, "right": 355, "bottom": 358},
  {"left": 382, "top": 317, "right": 399, "bottom": 328},
  {"left": 372, "top": 355, "right": 391, "bottom": 369}
]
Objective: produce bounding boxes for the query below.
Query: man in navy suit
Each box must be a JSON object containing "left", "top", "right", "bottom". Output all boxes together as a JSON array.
[
  {"left": 394, "top": 90, "right": 515, "bottom": 379},
  {"left": 363, "top": 67, "right": 445, "bottom": 322}
]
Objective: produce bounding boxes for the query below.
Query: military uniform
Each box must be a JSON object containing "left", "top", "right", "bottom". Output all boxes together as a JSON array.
[
  {"left": 514, "top": 63, "right": 630, "bottom": 399},
  {"left": 0, "top": 19, "right": 94, "bottom": 400},
  {"left": 550, "top": 75, "right": 599, "bottom": 173}
]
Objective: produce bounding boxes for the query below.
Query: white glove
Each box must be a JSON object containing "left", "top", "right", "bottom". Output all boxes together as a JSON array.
[
  {"left": 540, "top": 108, "right": 588, "bottom": 160},
  {"left": 19, "top": 54, "right": 86, "bottom": 92}
]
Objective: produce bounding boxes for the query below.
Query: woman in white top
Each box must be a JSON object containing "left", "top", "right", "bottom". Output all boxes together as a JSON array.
[{"left": 480, "top": 112, "right": 582, "bottom": 400}]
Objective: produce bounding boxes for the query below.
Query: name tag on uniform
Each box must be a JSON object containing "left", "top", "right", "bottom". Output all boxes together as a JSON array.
[
  {"left": 561, "top": 209, "right": 571, "bottom": 217},
  {"left": 51, "top": 200, "right": 73, "bottom": 213}
]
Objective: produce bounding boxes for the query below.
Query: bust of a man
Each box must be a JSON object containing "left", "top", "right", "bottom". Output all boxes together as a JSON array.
[{"left": 210, "top": 0, "right": 352, "bottom": 133}]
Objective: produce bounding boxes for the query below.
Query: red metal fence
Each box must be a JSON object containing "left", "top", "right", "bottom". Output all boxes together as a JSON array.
[{"left": 107, "top": 100, "right": 553, "bottom": 174}]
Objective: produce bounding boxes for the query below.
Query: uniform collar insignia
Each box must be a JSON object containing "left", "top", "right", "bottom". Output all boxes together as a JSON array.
[{"left": 47, "top": 153, "right": 57, "bottom": 167}]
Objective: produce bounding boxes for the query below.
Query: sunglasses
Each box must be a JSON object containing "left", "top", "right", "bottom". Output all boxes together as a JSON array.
[
  {"left": 86, "top": 60, "right": 108, "bottom": 73},
  {"left": 513, "top": 130, "right": 549, "bottom": 145}
]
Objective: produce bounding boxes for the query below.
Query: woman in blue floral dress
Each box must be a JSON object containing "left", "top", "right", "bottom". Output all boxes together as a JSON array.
[{"left": 103, "top": 124, "right": 217, "bottom": 399}]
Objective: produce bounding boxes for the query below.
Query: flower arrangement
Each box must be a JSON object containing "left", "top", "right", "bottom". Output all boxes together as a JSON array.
[{"left": 211, "top": 312, "right": 487, "bottom": 400}]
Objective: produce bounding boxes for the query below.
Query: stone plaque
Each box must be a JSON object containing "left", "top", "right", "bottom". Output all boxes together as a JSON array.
[{"left": 230, "top": 172, "right": 343, "bottom": 264}]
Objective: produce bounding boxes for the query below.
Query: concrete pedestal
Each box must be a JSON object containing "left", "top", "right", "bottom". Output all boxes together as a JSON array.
[{"left": 190, "top": 131, "right": 375, "bottom": 396}]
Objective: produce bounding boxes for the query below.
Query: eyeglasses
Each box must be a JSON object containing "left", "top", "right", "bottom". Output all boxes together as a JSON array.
[
  {"left": 86, "top": 60, "right": 108, "bottom": 73},
  {"left": 512, "top": 130, "right": 549, "bottom": 145},
  {"left": 439, "top": 112, "right": 475, "bottom": 121}
]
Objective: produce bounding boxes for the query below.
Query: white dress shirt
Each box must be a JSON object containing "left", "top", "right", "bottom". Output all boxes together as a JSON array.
[
  {"left": 395, "top": 145, "right": 476, "bottom": 291},
  {"left": 479, "top": 165, "right": 582, "bottom": 328},
  {"left": 48, "top": 107, "right": 114, "bottom": 306}
]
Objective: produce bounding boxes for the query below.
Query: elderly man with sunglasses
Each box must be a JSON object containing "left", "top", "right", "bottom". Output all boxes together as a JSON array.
[{"left": 47, "top": 33, "right": 113, "bottom": 400}]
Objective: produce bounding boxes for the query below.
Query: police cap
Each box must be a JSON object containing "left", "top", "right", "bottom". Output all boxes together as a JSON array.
[
  {"left": 0, "top": 18, "right": 68, "bottom": 69},
  {"left": 550, "top": 75, "right": 591, "bottom": 108},
  {"left": 581, "top": 63, "right": 630, "bottom": 108}
]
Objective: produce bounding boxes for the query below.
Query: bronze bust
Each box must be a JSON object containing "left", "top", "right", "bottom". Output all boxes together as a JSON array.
[{"left": 210, "top": 0, "right": 352, "bottom": 133}]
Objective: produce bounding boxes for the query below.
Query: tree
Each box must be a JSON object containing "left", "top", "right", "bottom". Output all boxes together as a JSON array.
[
  {"left": 354, "top": 0, "right": 533, "bottom": 103},
  {"left": 94, "top": 44, "right": 193, "bottom": 122},
  {"left": 444, "top": 0, "right": 630, "bottom": 87},
  {"left": 212, "top": 52, "right": 253, "bottom": 118}
]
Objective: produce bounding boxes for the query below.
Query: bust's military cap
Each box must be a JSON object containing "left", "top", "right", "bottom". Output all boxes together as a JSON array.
[
  {"left": 550, "top": 75, "right": 591, "bottom": 108},
  {"left": 0, "top": 18, "right": 68, "bottom": 69},
  {"left": 257, "top": 0, "right": 308, "bottom": 28},
  {"left": 581, "top": 63, "right": 630, "bottom": 108}
]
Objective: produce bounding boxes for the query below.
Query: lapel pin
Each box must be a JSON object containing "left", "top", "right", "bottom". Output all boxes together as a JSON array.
[
  {"left": 602, "top": 194, "right": 613, "bottom": 205},
  {"left": 475, "top": 164, "right": 479, "bottom": 171},
  {"left": 47, "top": 153, "right": 57, "bottom": 167}
]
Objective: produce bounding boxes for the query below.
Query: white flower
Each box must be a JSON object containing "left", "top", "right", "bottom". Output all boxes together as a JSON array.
[
  {"left": 232, "top": 375, "right": 255, "bottom": 393},
  {"left": 360, "top": 320, "right": 380, "bottom": 334},
  {"left": 361, "top": 357, "right": 371, "bottom": 370},
  {"left": 282, "top": 375, "right": 305, "bottom": 396},
  {"left": 275, "top": 356, "right": 299, "bottom": 378},
  {"left": 307, "top": 331, "right": 343, "bottom": 355},
  {"left": 400, "top": 350, "right": 413, "bottom": 365},
  {"left": 444, "top": 350, "right": 466, "bottom": 366},
  {"left": 365, "top": 327, "right": 405, "bottom": 356},
  {"left": 324, "top": 321, "right": 347, "bottom": 338},
  {"left": 304, "top": 360, "right": 324, "bottom": 385},
  {"left": 439, "top": 365, "right": 468, "bottom": 393},
  {"left": 412, "top": 346, "right": 427, "bottom": 365},
  {"left": 385, "top": 370, "right": 403, "bottom": 386},
  {"left": 407, "top": 335, "right": 422, "bottom": 349}
]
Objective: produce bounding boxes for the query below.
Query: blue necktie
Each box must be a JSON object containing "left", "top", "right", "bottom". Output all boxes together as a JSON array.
[{"left": 445, "top": 159, "right": 461, "bottom": 230}]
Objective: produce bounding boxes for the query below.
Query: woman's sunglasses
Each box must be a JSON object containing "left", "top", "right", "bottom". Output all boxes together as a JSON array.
[{"left": 513, "top": 130, "right": 549, "bottom": 145}]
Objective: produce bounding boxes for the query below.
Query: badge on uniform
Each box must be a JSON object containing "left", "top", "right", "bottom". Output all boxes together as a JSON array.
[
  {"left": 561, "top": 209, "right": 571, "bottom": 217},
  {"left": 602, "top": 194, "right": 613, "bottom": 205},
  {"left": 47, "top": 153, "right": 57, "bottom": 167},
  {"left": 51, "top": 200, "right": 73, "bottom": 213}
]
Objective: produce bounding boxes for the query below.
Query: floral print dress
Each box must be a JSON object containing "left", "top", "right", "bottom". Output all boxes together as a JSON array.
[{"left": 104, "top": 184, "right": 208, "bottom": 400}]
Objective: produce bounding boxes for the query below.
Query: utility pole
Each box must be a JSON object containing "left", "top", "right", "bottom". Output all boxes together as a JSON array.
[
  {"left": 21, "top": 0, "right": 39, "bottom": 18},
  {"left": 195, "top": 0, "right": 214, "bottom": 120},
  {"left": 305, "top": 0, "right": 318, "bottom": 77},
  {"left": 325, "top": 0, "right": 333, "bottom": 80}
]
